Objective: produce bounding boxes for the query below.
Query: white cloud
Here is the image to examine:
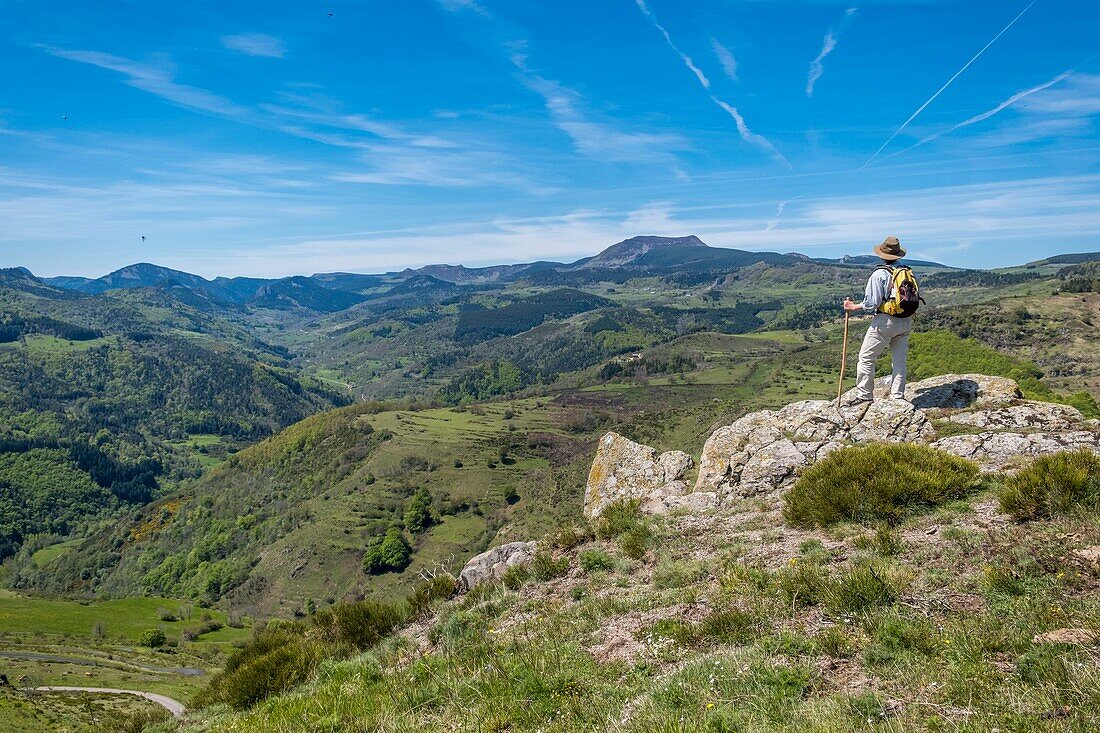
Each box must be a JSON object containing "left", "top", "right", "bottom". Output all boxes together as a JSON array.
[
  {"left": 634, "top": 0, "right": 710, "bottom": 89},
  {"left": 44, "top": 47, "right": 247, "bottom": 117},
  {"left": 806, "top": 33, "right": 837, "bottom": 97},
  {"left": 712, "top": 98, "right": 792, "bottom": 169},
  {"left": 221, "top": 33, "right": 286, "bottom": 58},
  {"left": 711, "top": 39, "right": 739, "bottom": 82},
  {"left": 522, "top": 76, "right": 689, "bottom": 165},
  {"left": 633, "top": 1, "right": 789, "bottom": 168}
]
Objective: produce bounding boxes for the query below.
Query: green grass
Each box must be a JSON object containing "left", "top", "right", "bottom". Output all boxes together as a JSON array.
[
  {"left": 783, "top": 444, "right": 982, "bottom": 527},
  {"left": 29, "top": 538, "right": 82, "bottom": 567},
  {"left": 998, "top": 449, "right": 1100, "bottom": 520},
  {"left": 0, "top": 590, "right": 242, "bottom": 643}
]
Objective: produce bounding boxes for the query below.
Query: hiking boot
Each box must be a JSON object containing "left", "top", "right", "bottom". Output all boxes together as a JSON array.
[{"left": 841, "top": 396, "right": 873, "bottom": 407}]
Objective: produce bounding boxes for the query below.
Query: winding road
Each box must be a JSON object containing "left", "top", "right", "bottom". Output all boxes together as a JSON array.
[{"left": 35, "top": 686, "right": 186, "bottom": 716}]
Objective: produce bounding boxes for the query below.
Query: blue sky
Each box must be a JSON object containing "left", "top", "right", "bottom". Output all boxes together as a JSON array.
[{"left": 1, "top": 0, "right": 1099, "bottom": 277}]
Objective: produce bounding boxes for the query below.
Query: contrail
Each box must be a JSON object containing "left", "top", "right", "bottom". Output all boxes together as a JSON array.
[
  {"left": 634, "top": 0, "right": 710, "bottom": 89},
  {"left": 889, "top": 69, "right": 1072, "bottom": 158},
  {"left": 863, "top": 0, "right": 1038, "bottom": 168},
  {"left": 634, "top": 0, "right": 791, "bottom": 168}
]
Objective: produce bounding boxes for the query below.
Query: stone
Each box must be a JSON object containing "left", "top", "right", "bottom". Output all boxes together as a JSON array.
[
  {"left": 946, "top": 402, "right": 1084, "bottom": 431},
  {"left": 584, "top": 432, "right": 693, "bottom": 517},
  {"left": 582, "top": 374, "right": 1100, "bottom": 516},
  {"left": 932, "top": 430, "right": 1100, "bottom": 472},
  {"left": 456, "top": 541, "right": 537, "bottom": 593},
  {"left": 1072, "top": 546, "right": 1100, "bottom": 565},
  {"left": 694, "top": 397, "right": 931, "bottom": 500},
  {"left": 843, "top": 373, "right": 1021, "bottom": 409}
]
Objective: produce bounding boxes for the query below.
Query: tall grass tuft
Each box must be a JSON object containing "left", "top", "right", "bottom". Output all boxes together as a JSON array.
[
  {"left": 783, "top": 443, "right": 980, "bottom": 527},
  {"left": 998, "top": 449, "right": 1100, "bottom": 520}
]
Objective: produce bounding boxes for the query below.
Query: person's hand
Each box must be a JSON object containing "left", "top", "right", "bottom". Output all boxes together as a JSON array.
[{"left": 842, "top": 298, "right": 862, "bottom": 312}]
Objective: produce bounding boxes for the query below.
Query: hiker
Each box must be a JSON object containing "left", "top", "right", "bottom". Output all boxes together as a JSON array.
[{"left": 841, "top": 236, "right": 922, "bottom": 404}]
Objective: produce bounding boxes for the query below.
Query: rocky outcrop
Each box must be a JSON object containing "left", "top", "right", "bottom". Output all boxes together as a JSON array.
[
  {"left": 694, "top": 398, "right": 932, "bottom": 503},
  {"left": 456, "top": 541, "right": 537, "bottom": 593},
  {"left": 931, "top": 430, "right": 1100, "bottom": 472},
  {"left": 584, "top": 432, "right": 695, "bottom": 517},
  {"left": 582, "top": 374, "right": 1100, "bottom": 517}
]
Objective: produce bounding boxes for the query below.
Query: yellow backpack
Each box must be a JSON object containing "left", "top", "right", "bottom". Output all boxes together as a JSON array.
[{"left": 876, "top": 265, "right": 924, "bottom": 318}]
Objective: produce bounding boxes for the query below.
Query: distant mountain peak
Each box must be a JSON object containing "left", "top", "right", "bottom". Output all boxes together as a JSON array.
[{"left": 581, "top": 235, "right": 708, "bottom": 269}]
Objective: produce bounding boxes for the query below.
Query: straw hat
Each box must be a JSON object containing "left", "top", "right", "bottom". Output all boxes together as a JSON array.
[{"left": 874, "top": 236, "right": 905, "bottom": 261}]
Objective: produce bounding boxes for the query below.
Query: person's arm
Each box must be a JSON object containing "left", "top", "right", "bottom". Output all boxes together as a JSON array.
[
  {"left": 843, "top": 269, "right": 888, "bottom": 313},
  {"left": 860, "top": 270, "right": 888, "bottom": 313}
]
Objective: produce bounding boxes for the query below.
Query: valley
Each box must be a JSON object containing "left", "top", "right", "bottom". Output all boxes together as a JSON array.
[{"left": 1, "top": 237, "right": 1099, "bottom": 730}]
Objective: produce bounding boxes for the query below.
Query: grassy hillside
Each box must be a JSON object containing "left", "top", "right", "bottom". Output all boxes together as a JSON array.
[
  {"left": 0, "top": 275, "right": 348, "bottom": 563},
  {"left": 140, "top": 440, "right": 1100, "bottom": 732}
]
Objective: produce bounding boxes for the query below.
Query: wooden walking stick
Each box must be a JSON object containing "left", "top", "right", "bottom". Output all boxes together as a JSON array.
[{"left": 837, "top": 311, "right": 850, "bottom": 408}]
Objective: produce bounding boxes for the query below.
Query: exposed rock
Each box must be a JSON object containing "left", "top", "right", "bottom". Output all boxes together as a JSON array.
[
  {"left": 1032, "top": 628, "right": 1098, "bottom": 645},
  {"left": 583, "top": 374, "right": 1100, "bottom": 516},
  {"left": 848, "top": 373, "right": 1022, "bottom": 409},
  {"left": 456, "top": 541, "right": 537, "bottom": 593},
  {"left": 1072, "top": 546, "right": 1100, "bottom": 565},
  {"left": 695, "top": 398, "right": 931, "bottom": 501},
  {"left": 931, "top": 430, "right": 1100, "bottom": 472},
  {"left": 584, "top": 432, "right": 693, "bottom": 518},
  {"left": 946, "top": 402, "right": 1083, "bottom": 431}
]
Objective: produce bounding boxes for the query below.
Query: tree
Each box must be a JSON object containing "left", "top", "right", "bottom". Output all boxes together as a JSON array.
[
  {"left": 403, "top": 489, "right": 436, "bottom": 534},
  {"left": 138, "top": 628, "right": 167, "bottom": 648},
  {"left": 362, "top": 526, "right": 412, "bottom": 575}
]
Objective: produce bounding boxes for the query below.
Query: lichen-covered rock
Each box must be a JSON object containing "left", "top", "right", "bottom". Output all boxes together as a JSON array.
[
  {"left": 582, "top": 374, "right": 1099, "bottom": 517},
  {"left": 694, "top": 398, "right": 932, "bottom": 501},
  {"left": 457, "top": 541, "right": 537, "bottom": 593},
  {"left": 584, "top": 432, "right": 693, "bottom": 517},
  {"left": 843, "top": 374, "right": 1021, "bottom": 409},
  {"left": 931, "top": 430, "right": 1100, "bottom": 472},
  {"left": 946, "top": 402, "right": 1083, "bottom": 431}
]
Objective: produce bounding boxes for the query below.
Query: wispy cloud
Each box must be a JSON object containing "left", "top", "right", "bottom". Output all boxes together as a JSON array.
[
  {"left": 806, "top": 8, "right": 857, "bottom": 97},
  {"left": 898, "top": 70, "right": 1074, "bottom": 154},
  {"left": 710, "top": 39, "right": 739, "bottom": 82},
  {"left": 44, "top": 47, "right": 247, "bottom": 117},
  {"left": 435, "top": 1, "right": 691, "bottom": 172},
  {"left": 521, "top": 75, "right": 689, "bottom": 166},
  {"left": 863, "top": 0, "right": 1038, "bottom": 167},
  {"left": 711, "top": 99, "right": 792, "bottom": 169},
  {"left": 634, "top": 0, "right": 710, "bottom": 89},
  {"left": 633, "top": 0, "right": 790, "bottom": 168},
  {"left": 222, "top": 33, "right": 286, "bottom": 58},
  {"left": 180, "top": 174, "right": 1100, "bottom": 276}
]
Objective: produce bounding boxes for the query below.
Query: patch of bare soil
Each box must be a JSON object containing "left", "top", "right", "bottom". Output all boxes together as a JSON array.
[{"left": 587, "top": 602, "right": 710, "bottom": 664}]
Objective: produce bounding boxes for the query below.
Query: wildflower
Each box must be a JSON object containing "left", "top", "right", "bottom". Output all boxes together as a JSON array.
[
  {"left": 789, "top": 557, "right": 798, "bottom": 566},
  {"left": 707, "top": 702, "right": 715, "bottom": 710}
]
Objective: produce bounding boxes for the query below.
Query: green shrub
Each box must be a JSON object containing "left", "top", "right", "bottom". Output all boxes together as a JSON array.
[
  {"left": 362, "top": 526, "right": 412, "bottom": 574},
  {"left": 531, "top": 551, "right": 569, "bottom": 581},
  {"left": 90, "top": 707, "right": 171, "bottom": 733},
  {"left": 776, "top": 563, "right": 829, "bottom": 608},
  {"left": 652, "top": 559, "right": 707, "bottom": 589},
  {"left": 403, "top": 488, "right": 437, "bottom": 533},
  {"left": 1016, "top": 645, "right": 1069, "bottom": 687},
  {"left": 410, "top": 575, "right": 456, "bottom": 613},
  {"left": 578, "top": 549, "right": 615, "bottom": 572},
  {"left": 826, "top": 563, "right": 901, "bottom": 614},
  {"left": 137, "top": 628, "right": 167, "bottom": 648},
  {"left": 998, "top": 449, "right": 1100, "bottom": 520},
  {"left": 783, "top": 444, "right": 980, "bottom": 527},
  {"left": 592, "top": 500, "right": 644, "bottom": 539},
  {"left": 197, "top": 634, "right": 328, "bottom": 710},
  {"left": 314, "top": 600, "right": 406, "bottom": 649},
  {"left": 698, "top": 608, "right": 767, "bottom": 644},
  {"left": 642, "top": 617, "right": 698, "bottom": 647},
  {"left": 501, "top": 563, "right": 531, "bottom": 590},
  {"left": 547, "top": 524, "right": 590, "bottom": 551},
  {"left": 619, "top": 526, "right": 652, "bottom": 561}
]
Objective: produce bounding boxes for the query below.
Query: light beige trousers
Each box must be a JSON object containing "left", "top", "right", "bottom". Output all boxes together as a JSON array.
[{"left": 855, "top": 314, "right": 912, "bottom": 400}]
